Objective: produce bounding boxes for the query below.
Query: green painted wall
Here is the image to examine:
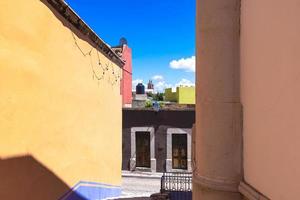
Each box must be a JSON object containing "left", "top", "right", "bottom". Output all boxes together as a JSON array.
[{"left": 165, "top": 88, "right": 177, "bottom": 102}]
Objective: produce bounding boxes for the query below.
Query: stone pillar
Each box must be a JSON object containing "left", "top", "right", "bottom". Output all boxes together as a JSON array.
[{"left": 193, "top": 0, "right": 242, "bottom": 199}]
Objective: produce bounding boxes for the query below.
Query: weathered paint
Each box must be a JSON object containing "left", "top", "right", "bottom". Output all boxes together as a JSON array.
[
  {"left": 0, "top": 0, "right": 122, "bottom": 199},
  {"left": 241, "top": 0, "right": 300, "bottom": 199}
]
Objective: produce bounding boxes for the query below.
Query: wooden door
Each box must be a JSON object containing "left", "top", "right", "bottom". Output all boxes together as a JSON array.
[{"left": 136, "top": 132, "right": 150, "bottom": 168}]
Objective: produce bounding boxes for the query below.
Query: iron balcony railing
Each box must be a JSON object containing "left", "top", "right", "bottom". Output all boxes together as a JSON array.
[{"left": 161, "top": 172, "right": 192, "bottom": 192}]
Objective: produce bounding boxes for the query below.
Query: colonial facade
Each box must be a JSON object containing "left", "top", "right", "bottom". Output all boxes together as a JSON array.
[
  {"left": 0, "top": 0, "right": 124, "bottom": 199},
  {"left": 122, "top": 108, "right": 195, "bottom": 173}
]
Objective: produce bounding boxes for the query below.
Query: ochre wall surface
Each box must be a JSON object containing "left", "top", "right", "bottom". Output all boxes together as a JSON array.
[
  {"left": 241, "top": 0, "right": 300, "bottom": 199},
  {"left": 165, "top": 87, "right": 195, "bottom": 104},
  {"left": 178, "top": 87, "right": 195, "bottom": 104},
  {"left": 0, "top": 0, "right": 122, "bottom": 199}
]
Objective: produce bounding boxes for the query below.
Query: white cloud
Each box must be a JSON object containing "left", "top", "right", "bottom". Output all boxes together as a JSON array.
[
  {"left": 152, "top": 75, "right": 164, "bottom": 81},
  {"left": 155, "top": 81, "right": 172, "bottom": 92},
  {"left": 169, "top": 56, "right": 195, "bottom": 72},
  {"left": 168, "top": 79, "right": 195, "bottom": 92},
  {"left": 154, "top": 79, "right": 194, "bottom": 93},
  {"left": 132, "top": 79, "right": 143, "bottom": 91},
  {"left": 175, "top": 78, "right": 195, "bottom": 87}
]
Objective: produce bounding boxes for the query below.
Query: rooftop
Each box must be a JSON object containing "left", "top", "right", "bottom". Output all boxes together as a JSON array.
[
  {"left": 123, "top": 105, "right": 195, "bottom": 111},
  {"left": 46, "top": 0, "right": 125, "bottom": 67}
]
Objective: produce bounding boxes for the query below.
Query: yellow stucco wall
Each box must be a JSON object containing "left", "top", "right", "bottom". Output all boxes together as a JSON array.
[
  {"left": 177, "top": 87, "right": 195, "bottom": 104},
  {"left": 165, "top": 87, "right": 195, "bottom": 104},
  {"left": 0, "top": 0, "right": 122, "bottom": 199}
]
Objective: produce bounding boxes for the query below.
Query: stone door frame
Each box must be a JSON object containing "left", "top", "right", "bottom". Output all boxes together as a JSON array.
[
  {"left": 166, "top": 128, "right": 192, "bottom": 172},
  {"left": 130, "top": 127, "right": 156, "bottom": 172}
]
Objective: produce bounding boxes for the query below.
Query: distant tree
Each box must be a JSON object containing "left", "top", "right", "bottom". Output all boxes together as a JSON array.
[
  {"left": 145, "top": 100, "right": 152, "bottom": 108},
  {"left": 147, "top": 92, "right": 154, "bottom": 98},
  {"left": 153, "top": 92, "right": 164, "bottom": 101},
  {"left": 159, "top": 101, "right": 165, "bottom": 108}
]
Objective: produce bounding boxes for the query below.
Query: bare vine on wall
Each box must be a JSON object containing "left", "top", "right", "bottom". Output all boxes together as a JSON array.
[{"left": 69, "top": 29, "right": 122, "bottom": 87}]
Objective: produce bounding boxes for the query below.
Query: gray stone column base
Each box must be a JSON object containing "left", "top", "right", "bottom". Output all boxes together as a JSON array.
[
  {"left": 130, "top": 158, "right": 136, "bottom": 171},
  {"left": 166, "top": 158, "right": 172, "bottom": 172},
  {"left": 151, "top": 158, "right": 157, "bottom": 172},
  {"left": 187, "top": 159, "right": 192, "bottom": 172}
]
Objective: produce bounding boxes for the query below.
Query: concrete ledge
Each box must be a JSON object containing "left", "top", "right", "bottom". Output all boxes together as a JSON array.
[
  {"left": 193, "top": 173, "right": 240, "bottom": 192},
  {"left": 238, "top": 182, "right": 269, "bottom": 200},
  {"left": 122, "top": 171, "right": 162, "bottom": 179}
]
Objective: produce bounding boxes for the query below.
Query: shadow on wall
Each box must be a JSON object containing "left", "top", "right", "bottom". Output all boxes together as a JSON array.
[
  {"left": 0, "top": 155, "right": 86, "bottom": 200},
  {"left": 39, "top": 0, "right": 118, "bottom": 66},
  {"left": 39, "top": 0, "right": 93, "bottom": 50}
]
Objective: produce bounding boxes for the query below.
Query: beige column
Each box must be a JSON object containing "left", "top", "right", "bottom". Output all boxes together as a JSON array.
[{"left": 193, "top": 0, "right": 242, "bottom": 199}]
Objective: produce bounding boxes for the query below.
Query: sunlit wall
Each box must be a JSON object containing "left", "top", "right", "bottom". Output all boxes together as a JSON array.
[{"left": 0, "top": 0, "right": 122, "bottom": 199}]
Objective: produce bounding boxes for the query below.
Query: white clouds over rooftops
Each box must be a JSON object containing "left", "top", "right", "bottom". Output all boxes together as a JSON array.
[
  {"left": 169, "top": 56, "right": 195, "bottom": 72},
  {"left": 155, "top": 81, "right": 172, "bottom": 92},
  {"left": 152, "top": 75, "right": 164, "bottom": 81},
  {"left": 132, "top": 77, "right": 195, "bottom": 93},
  {"left": 155, "top": 78, "right": 195, "bottom": 93},
  {"left": 175, "top": 78, "right": 195, "bottom": 87}
]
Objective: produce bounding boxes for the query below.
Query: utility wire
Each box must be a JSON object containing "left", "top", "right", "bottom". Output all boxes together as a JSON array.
[{"left": 69, "top": 27, "right": 122, "bottom": 87}]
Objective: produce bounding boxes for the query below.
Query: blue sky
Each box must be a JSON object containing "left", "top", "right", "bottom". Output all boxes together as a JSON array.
[{"left": 66, "top": 0, "right": 195, "bottom": 91}]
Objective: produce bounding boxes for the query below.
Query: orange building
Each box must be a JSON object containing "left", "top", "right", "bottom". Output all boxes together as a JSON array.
[{"left": 0, "top": 0, "right": 124, "bottom": 199}]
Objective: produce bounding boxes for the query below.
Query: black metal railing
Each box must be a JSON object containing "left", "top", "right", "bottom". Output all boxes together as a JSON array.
[{"left": 161, "top": 172, "right": 192, "bottom": 192}]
